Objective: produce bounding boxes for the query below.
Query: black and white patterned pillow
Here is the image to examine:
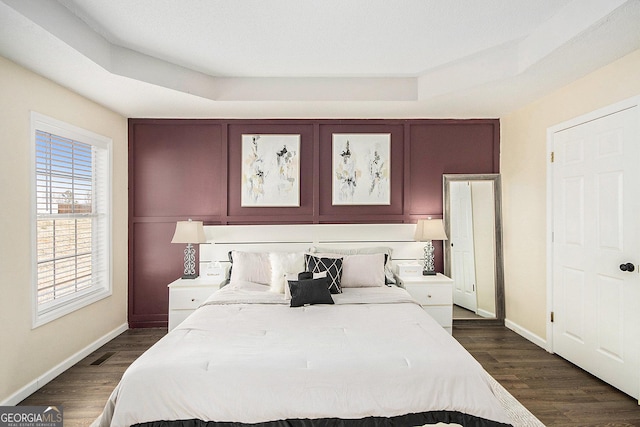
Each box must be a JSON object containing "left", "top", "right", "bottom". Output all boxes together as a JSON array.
[{"left": 304, "top": 254, "right": 343, "bottom": 294}]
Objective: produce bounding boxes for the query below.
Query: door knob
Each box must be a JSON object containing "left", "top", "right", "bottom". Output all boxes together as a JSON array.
[{"left": 619, "top": 263, "right": 635, "bottom": 272}]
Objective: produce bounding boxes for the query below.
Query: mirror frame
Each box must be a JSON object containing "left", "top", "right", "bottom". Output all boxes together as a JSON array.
[{"left": 443, "top": 174, "right": 505, "bottom": 324}]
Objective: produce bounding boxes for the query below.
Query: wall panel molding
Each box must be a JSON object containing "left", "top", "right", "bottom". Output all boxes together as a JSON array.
[{"left": 128, "top": 118, "right": 499, "bottom": 328}]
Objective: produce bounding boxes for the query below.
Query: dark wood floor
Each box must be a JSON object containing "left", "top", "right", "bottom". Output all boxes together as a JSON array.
[
  {"left": 454, "top": 323, "right": 640, "bottom": 427},
  {"left": 19, "top": 328, "right": 164, "bottom": 427},
  {"left": 20, "top": 325, "right": 640, "bottom": 426}
]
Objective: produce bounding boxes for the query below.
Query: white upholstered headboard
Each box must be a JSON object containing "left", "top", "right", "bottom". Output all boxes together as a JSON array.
[{"left": 199, "top": 224, "right": 423, "bottom": 276}]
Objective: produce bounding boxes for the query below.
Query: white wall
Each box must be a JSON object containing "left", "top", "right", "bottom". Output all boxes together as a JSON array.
[
  {"left": 0, "top": 56, "right": 128, "bottom": 403},
  {"left": 501, "top": 49, "right": 640, "bottom": 340}
]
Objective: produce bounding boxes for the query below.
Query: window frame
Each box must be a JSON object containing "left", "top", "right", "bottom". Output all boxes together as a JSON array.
[{"left": 30, "top": 112, "right": 113, "bottom": 328}]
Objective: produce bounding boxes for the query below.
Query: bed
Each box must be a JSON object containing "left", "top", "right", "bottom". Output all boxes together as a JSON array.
[{"left": 93, "top": 225, "right": 514, "bottom": 427}]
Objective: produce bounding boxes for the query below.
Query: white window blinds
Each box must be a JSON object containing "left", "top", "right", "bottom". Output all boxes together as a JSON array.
[{"left": 31, "top": 113, "right": 111, "bottom": 327}]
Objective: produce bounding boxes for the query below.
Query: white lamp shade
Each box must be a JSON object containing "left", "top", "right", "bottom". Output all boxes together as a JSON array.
[
  {"left": 171, "top": 220, "right": 207, "bottom": 244},
  {"left": 414, "top": 218, "right": 448, "bottom": 241}
]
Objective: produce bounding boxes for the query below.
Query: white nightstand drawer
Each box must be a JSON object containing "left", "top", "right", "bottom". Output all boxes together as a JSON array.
[
  {"left": 399, "top": 273, "right": 453, "bottom": 334},
  {"left": 424, "top": 306, "right": 452, "bottom": 327},
  {"left": 168, "top": 278, "right": 223, "bottom": 331},
  {"left": 404, "top": 284, "right": 452, "bottom": 306},
  {"left": 170, "top": 287, "right": 216, "bottom": 309}
]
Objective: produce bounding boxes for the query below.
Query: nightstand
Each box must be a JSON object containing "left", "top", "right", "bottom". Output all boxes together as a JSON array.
[
  {"left": 168, "top": 277, "right": 224, "bottom": 331},
  {"left": 399, "top": 273, "right": 453, "bottom": 334}
]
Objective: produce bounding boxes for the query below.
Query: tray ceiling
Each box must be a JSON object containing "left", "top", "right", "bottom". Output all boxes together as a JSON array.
[{"left": 0, "top": 0, "right": 638, "bottom": 117}]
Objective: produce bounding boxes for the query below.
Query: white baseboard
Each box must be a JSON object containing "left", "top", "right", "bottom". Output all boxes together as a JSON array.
[
  {"left": 505, "top": 319, "right": 547, "bottom": 349},
  {"left": 1, "top": 323, "right": 128, "bottom": 406},
  {"left": 477, "top": 308, "right": 496, "bottom": 319}
]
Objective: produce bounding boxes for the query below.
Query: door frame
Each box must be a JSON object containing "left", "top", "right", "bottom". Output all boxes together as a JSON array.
[{"left": 546, "top": 95, "right": 640, "bottom": 354}]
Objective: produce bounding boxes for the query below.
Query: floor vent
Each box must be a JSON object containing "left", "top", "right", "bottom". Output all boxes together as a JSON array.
[{"left": 91, "top": 351, "right": 116, "bottom": 366}]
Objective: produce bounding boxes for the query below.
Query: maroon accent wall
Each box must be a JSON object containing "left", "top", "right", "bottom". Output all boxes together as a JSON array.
[
  {"left": 128, "top": 118, "right": 499, "bottom": 328},
  {"left": 408, "top": 122, "right": 499, "bottom": 215}
]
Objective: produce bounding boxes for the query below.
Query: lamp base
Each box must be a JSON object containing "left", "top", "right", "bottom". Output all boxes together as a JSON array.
[
  {"left": 422, "top": 240, "right": 437, "bottom": 277},
  {"left": 181, "top": 243, "right": 198, "bottom": 280}
]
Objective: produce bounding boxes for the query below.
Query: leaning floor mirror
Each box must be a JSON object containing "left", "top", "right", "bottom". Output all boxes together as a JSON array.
[{"left": 443, "top": 174, "right": 505, "bottom": 323}]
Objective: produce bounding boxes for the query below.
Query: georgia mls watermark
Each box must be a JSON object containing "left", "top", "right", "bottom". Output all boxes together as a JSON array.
[{"left": 0, "top": 406, "right": 62, "bottom": 427}]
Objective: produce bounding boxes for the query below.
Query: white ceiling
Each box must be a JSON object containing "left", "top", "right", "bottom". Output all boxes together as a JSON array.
[{"left": 1, "top": 0, "right": 639, "bottom": 118}]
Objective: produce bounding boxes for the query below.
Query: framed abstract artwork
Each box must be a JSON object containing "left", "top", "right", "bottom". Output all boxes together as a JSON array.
[
  {"left": 332, "top": 133, "right": 391, "bottom": 205},
  {"left": 241, "top": 134, "right": 300, "bottom": 207}
]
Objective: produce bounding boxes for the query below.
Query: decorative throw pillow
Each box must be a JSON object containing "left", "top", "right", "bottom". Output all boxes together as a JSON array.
[
  {"left": 340, "top": 253, "right": 386, "bottom": 287},
  {"left": 228, "top": 250, "right": 271, "bottom": 285},
  {"left": 284, "top": 271, "right": 326, "bottom": 300},
  {"left": 304, "top": 254, "right": 343, "bottom": 294},
  {"left": 268, "top": 252, "right": 305, "bottom": 293},
  {"left": 298, "top": 271, "right": 313, "bottom": 280},
  {"left": 309, "top": 246, "right": 396, "bottom": 284},
  {"left": 288, "top": 277, "right": 335, "bottom": 307}
]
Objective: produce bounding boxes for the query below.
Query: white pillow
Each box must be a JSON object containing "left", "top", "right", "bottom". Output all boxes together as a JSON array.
[
  {"left": 269, "top": 252, "right": 305, "bottom": 293},
  {"left": 312, "top": 252, "right": 385, "bottom": 288},
  {"left": 341, "top": 253, "right": 386, "bottom": 287},
  {"left": 309, "top": 246, "right": 395, "bottom": 284},
  {"left": 229, "top": 251, "right": 271, "bottom": 285}
]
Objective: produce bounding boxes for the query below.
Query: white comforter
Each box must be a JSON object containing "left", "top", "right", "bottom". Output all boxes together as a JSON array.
[{"left": 93, "top": 282, "right": 511, "bottom": 426}]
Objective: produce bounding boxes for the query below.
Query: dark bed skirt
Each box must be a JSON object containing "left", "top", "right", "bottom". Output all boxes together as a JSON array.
[{"left": 133, "top": 411, "right": 512, "bottom": 427}]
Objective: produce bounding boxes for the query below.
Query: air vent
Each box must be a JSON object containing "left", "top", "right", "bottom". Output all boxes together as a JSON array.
[{"left": 90, "top": 351, "right": 116, "bottom": 366}]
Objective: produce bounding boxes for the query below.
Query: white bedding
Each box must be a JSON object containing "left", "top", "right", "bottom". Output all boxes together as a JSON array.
[{"left": 93, "top": 283, "right": 511, "bottom": 427}]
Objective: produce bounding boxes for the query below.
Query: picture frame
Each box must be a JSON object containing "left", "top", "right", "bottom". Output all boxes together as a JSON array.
[
  {"left": 332, "top": 133, "right": 391, "bottom": 205},
  {"left": 241, "top": 134, "right": 301, "bottom": 207}
]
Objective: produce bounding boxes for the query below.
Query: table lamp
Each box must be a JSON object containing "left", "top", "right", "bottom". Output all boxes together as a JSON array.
[
  {"left": 414, "top": 218, "right": 448, "bottom": 276},
  {"left": 171, "top": 219, "right": 207, "bottom": 279}
]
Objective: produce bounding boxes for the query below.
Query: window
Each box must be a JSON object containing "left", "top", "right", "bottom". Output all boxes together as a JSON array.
[{"left": 31, "top": 112, "right": 112, "bottom": 328}]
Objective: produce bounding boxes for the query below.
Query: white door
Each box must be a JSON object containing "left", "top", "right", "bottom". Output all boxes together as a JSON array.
[
  {"left": 552, "top": 105, "right": 640, "bottom": 399},
  {"left": 450, "top": 181, "right": 477, "bottom": 313}
]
